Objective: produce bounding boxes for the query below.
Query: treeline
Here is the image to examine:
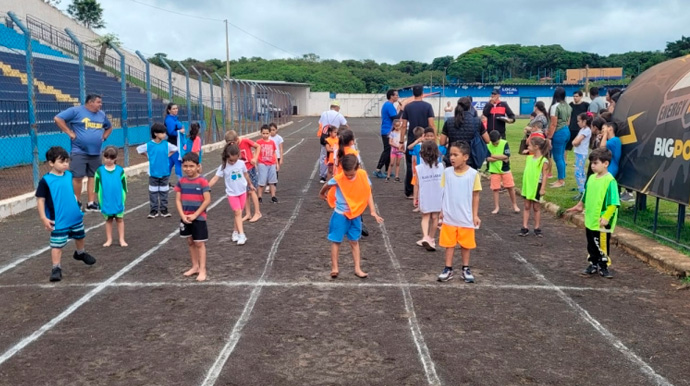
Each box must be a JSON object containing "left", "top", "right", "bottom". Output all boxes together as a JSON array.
[{"left": 148, "top": 36, "right": 690, "bottom": 93}]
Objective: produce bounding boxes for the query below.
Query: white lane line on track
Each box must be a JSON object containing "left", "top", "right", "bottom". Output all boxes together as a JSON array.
[
  {"left": 0, "top": 195, "right": 227, "bottom": 367},
  {"left": 0, "top": 168, "right": 218, "bottom": 277},
  {"left": 282, "top": 139, "right": 304, "bottom": 156},
  {"left": 200, "top": 159, "right": 320, "bottom": 386},
  {"left": 297, "top": 119, "right": 304, "bottom": 122},
  {"left": 284, "top": 122, "right": 311, "bottom": 137}
]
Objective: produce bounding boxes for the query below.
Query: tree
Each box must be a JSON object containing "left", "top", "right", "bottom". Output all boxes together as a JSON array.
[
  {"left": 665, "top": 36, "right": 690, "bottom": 58},
  {"left": 67, "top": 0, "right": 105, "bottom": 29},
  {"left": 42, "top": 0, "right": 61, "bottom": 5},
  {"left": 91, "top": 33, "right": 120, "bottom": 66}
]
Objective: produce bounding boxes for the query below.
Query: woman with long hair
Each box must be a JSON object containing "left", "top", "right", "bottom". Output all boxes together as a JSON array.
[
  {"left": 546, "top": 87, "right": 572, "bottom": 188},
  {"left": 439, "top": 97, "right": 490, "bottom": 169},
  {"left": 164, "top": 103, "right": 185, "bottom": 179}
]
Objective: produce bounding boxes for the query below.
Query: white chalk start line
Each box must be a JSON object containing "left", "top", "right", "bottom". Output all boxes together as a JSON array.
[{"left": 284, "top": 122, "right": 311, "bottom": 137}]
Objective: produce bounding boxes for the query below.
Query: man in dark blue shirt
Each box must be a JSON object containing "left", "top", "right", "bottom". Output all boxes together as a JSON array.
[
  {"left": 374, "top": 89, "right": 401, "bottom": 178},
  {"left": 400, "top": 85, "right": 435, "bottom": 197}
]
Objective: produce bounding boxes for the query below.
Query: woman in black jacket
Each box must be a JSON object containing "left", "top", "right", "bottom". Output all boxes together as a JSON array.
[{"left": 439, "top": 97, "right": 490, "bottom": 168}]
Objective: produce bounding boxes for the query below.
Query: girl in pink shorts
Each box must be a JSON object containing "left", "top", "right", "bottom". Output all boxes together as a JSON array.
[
  {"left": 208, "top": 144, "right": 256, "bottom": 245},
  {"left": 387, "top": 119, "right": 405, "bottom": 182}
]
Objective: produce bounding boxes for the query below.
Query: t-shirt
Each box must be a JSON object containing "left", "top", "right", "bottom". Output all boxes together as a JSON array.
[
  {"left": 583, "top": 172, "right": 620, "bottom": 232},
  {"left": 380, "top": 101, "right": 399, "bottom": 135},
  {"left": 174, "top": 176, "right": 210, "bottom": 221},
  {"left": 56, "top": 106, "right": 112, "bottom": 156},
  {"left": 588, "top": 96, "right": 607, "bottom": 113},
  {"left": 256, "top": 139, "right": 277, "bottom": 165},
  {"left": 35, "top": 171, "right": 83, "bottom": 230},
  {"left": 319, "top": 110, "right": 347, "bottom": 133},
  {"left": 216, "top": 161, "right": 248, "bottom": 196},
  {"left": 238, "top": 138, "right": 257, "bottom": 170},
  {"left": 569, "top": 102, "right": 590, "bottom": 131},
  {"left": 522, "top": 155, "right": 548, "bottom": 201},
  {"left": 482, "top": 101, "right": 515, "bottom": 137},
  {"left": 550, "top": 102, "right": 572, "bottom": 130},
  {"left": 270, "top": 134, "right": 284, "bottom": 159},
  {"left": 164, "top": 114, "right": 184, "bottom": 146},
  {"left": 411, "top": 142, "right": 447, "bottom": 165},
  {"left": 94, "top": 165, "right": 126, "bottom": 216},
  {"left": 440, "top": 167, "right": 481, "bottom": 228},
  {"left": 327, "top": 175, "right": 372, "bottom": 215},
  {"left": 574, "top": 127, "right": 592, "bottom": 155},
  {"left": 487, "top": 140, "right": 511, "bottom": 174},
  {"left": 136, "top": 140, "right": 178, "bottom": 178},
  {"left": 389, "top": 131, "right": 401, "bottom": 147},
  {"left": 606, "top": 137, "right": 622, "bottom": 178},
  {"left": 415, "top": 162, "right": 443, "bottom": 213},
  {"left": 402, "top": 101, "right": 434, "bottom": 143}
]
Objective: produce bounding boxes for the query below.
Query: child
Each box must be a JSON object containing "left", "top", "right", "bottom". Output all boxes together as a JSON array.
[
  {"left": 520, "top": 136, "right": 550, "bottom": 237},
  {"left": 572, "top": 112, "right": 593, "bottom": 201},
  {"left": 269, "top": 122, "right": 284, "bottom": 192},
  {"left": 94, "top": 146, "right": 127, "bottom": 247},
  {"left": 319, "top": 154, "right": 384, "bottom": 279},
  {"left": 175, "top": 153, "right": 211, "bottom": 281},
  {"left": 415, "top": 141, "right": 443, "bottom": 251},
  {"left": 136, "top": 123, "right": 178, "bottom": 218},
  {"left": 566, "top": 148, "right": 620, "bottom": 278},
  {"left": 387, "top": 119, "right": 404, "bottom": 182},
  {"left": 407, "top": 126, "right": 426, "bottom": 211},
  {"left": 437, "top": 141, "right": 481, "bottom": 283},
  {"left": 521, "top": 121, "right": 545, "bottom": 155},
  {"left": 182, "top": 122, "right": 202, "bottom": 163},
  {"left": 324, "top": 125, "right": 339, "bottom": 181},
  {"left": 486, "top": 130, "right": 520, "bottom": 214},
  {"left": 209, "top": 143, "right": 256, "bottom": 245},
  {"left": 36, "top": 146, "right": 96, "bottom": 282},
  {"left": 256, "top": 125, "right": 278, "bottom": 204},
  {"left": 224, "top": 130, "right": 261, "bottom": 222},
  {"left": 333, "top": 129, "right": 360, "bottom": 176}
]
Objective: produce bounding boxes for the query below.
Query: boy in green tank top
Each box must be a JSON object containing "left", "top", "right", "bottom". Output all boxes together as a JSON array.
[
  {"left": 566, "top": 148, "right": 620, "bottom": 278},
  {"left": 486, "top": 130, "right": 520, "bottom": 214}
]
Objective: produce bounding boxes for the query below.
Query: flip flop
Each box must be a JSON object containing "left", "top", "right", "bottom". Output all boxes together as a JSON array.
[{"left": 330, "top": 271, "right": 338, "bottom": 279}]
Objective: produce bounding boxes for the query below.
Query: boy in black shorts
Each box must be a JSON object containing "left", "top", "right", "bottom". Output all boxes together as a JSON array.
[
  {"left": 174, "top": 153, "right": 211, "bottom": 281},
  {"left": 36, "top": 147, "right": 96, "bottom": 282}
]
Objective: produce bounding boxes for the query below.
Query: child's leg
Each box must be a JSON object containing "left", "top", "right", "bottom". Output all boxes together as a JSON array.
[
  {"left": 533, "top": 201, "right": 542, "bottom": 229},
  {"left": 74, "top": 237, "right": 85, "bottom": 252},
  {"left": 413, "top": 184, "right": 419, "bottom": 207},
  {"left": 429, "top": 212, "right": 440, "bottom": 240},
  {"left": 444, "top": 247, "right": 454, "bottom": 268},
  {"left": 103, "top": 218, "right": 114, "bottom": 247},
  {"left": 460, "top": 247, "right": 471, "bottom": 267},
  {"left": 330, "top": 242, "right": 340, "bottom": 275},
  {"left": 249, "top": 190, "right": 262, "bottom": 222},
  {"left": 257, "top": 185, "right": 265, "bottom": 201},
  {"left": 508, "top": 188, "right": 520, "bottom": 212},
  {"left": 420, "top": 213, "right": 430, "bottom": 240},
  {"left": 183, "top": 237, "right": 199, "bottom": 276},
  {"left": 116, "top": 218, "right": 127, "bottom": 246},
  {"left": 269, "top": 183, "right": 276, "bottom": 198},
  {"left": 349, "top": 240, "right": 367, "bottom": 277},
  {"left": 195, "top": 241, "right": 207, "bottom": 281},
  {"left": 522, "top": 200, "right": 532, "bottom": 228},
  {"left": 575, "top": 153, "right": 586, "bottom": 193},
  {"left": 395, "top": 158, "right": 401, "bottom": 177},
  {"left": 51, "top": 248, "right": 62, "bottom": 267},
  {"left": 492, "top": 190, "right": 500, "bottom": 214},
  {"left": 159, "top": 176, "right": 169, "bottom": 212},
  {"left": 234, "top": 209, "right": 244, "bottom": 234}
]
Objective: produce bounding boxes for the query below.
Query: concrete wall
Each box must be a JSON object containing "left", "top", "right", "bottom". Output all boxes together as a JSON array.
[
  {"left": 308, "top": 92, "right": 385, "bottom": 117},
  {"left": 264, "top": 84, "right": 309, "bottom": 116}
]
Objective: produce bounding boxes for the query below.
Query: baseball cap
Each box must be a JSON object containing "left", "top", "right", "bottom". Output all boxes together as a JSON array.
[
  {"left": 491, "top": 89, "right": 501, "bottom": 95},
  {"left": 330, "top": 100, "right": 340, "bottom": 107}
]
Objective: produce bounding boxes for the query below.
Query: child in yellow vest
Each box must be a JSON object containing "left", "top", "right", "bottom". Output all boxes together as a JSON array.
[
  {"left": 319, "top": 154, "right": 384, "bottom": 279},
  {"left": 486, "top": 130, "right": 520, "bottom": 214}
]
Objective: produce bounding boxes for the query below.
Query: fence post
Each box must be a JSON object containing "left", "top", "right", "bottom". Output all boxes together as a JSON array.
[
  {"left": 158, "top": 56, "right": 173, "bottom": 102},
  {"left": 8, "top": 12, "right": 39, "bottom": 188},
  {"left": 203, "top": 70, "right": 216, "bottom": 143},
  {"left": 238, "top": 80, "right": 245, "bottom": 135},
  {"left": 109, "top": 44, "right": 129, "bottom": 167},
  {"left": 177, "top": 63, "right": 192, "bottom": 125},
  {"left": 135, "top": 51, "right": 153, "bottom": 128},
  {"left": 190, "top": 66, "right": 203, "bottom": 136},
  {"left": 215, "top": 73, "right": 226, "bottom": 137},
  {"left": 64, "top": 29, "right": 85, "bottom": 104},
  {"left": 228, "top": 77, "right": 234, "bottom": 131}
]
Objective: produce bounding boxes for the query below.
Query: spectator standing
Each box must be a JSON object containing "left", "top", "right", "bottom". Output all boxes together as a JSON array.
[
  {"left": 568, "top": 90, "right": 590, "bottom": 156},
  {"left": 482, "top": 89, "right": 515, "bottom": 139},
  {"left": 400, "top": 85, "right": 435, "bottom": 198},
  {"left": 547, "top": 87, "right": 572, "bottom": 188},
  {"left": 588, "top": 87, "right": 607, "bottom": 114},
  {"left": 374, "top": 89, "right": 401, "bottom": 178},
  {"left": 443, "top": 101, "right": 454, "bottom": 121},
  {"left": 164, "top": 103, "right": 185, "bottom": 181},
  {"left": 317, "top": 101, "right": 348, "bottom": 183}
]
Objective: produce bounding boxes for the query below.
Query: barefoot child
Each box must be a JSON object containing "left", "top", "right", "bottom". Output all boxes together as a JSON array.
[
  {"left": 224, "top": 130, "right": 261, "bottom": 222},
  {"left": 415, "top": 140, "right": 443, "bottom": 251},
  {"left": 486, "top": 130, "right": 520, "bottom": 214},
  {"left": 36, "top": 146, "right": 96, "bottom": 282},
  {"left": 94, "top": 146, "right": 127, "bottom": 247},
  {"left": 387, "top": 119, "right": 404, "bottom": 182},
  {"left": 319, "top": 154, "right": 384, "bottom": 279},
  {"left": 209, "top": 144, "right": 256, "bottom": 245},
  {"left": 520, "top": 136, "right": 550, "bottom": 237},
  {"left": 175, "top": 153, "right": 211, "bottom": 281}
]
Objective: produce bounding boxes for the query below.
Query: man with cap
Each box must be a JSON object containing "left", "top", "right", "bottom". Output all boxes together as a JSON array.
[
  {"left": 317, "top": 100, "right": 348, "bottom": 183},
  {"left": 482, "top": 89, "right": 515, "bottom": 139}
]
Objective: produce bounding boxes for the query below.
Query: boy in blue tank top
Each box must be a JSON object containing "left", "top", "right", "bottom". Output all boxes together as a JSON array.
[
  {"left": 94, "top": 146, "right": 127, "bottom": 247},
  {"left": 137, "top": 123, "right": 178, "bottom": 218},
  {"left": 36, "top": 147, "right": 97, "bottom": 282}
]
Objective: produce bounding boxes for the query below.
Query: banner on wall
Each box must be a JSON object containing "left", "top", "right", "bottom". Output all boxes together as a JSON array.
[
  {"left": 499, "top": 86, "right": 519, "bottom": 95},
  {"left": 615, "top": 55, "right": 690, "bottom": 205}
]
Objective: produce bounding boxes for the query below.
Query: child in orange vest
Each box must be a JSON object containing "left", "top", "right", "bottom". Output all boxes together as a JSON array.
[
  {"left": 324, "top": 125, "right": 339, "bottom": 181},
  {"left": 319, "top": 154, "right": 384, "bottom": 279}
]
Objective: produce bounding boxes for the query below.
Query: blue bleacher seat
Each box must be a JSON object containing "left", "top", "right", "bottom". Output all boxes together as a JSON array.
[{"left": 0, "top": 24, "right": 70, "bottom": 59}]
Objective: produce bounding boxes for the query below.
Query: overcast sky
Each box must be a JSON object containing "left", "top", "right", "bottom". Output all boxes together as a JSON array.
[{"left": 59, "top": 0, "right": 689, "bottom": 63}]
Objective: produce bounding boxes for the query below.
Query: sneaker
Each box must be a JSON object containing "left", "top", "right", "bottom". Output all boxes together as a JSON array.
[
  {"left": 319, "top": 178, "right": 327, "bottom": 184},
  {"left": 49, "top": 266, "right": 62, "bottom": 282},
  {"left": 361, "top": 224, "right": 369, "bottom": 237},
  {"left": 385, "top": 177, "right": 390, "bottom": 183},
  {"left": 620, "top": 191, "right": 634, "bottom": 202},
  {"left": 519, "top": 227, "right": 529, "bottom": 237},
  {"left": 437, "top": 267, "right": 454, "bottom": 282},
  {"left": 390, "top": 173, "right": 396, "bottom": 178},
  {"left": 462, "top": 267, "right": 475, "bottom": 283},
  {"left": 236, "top": 234, "right": 247, "bottom": 245},
  {"left": 85, "top": 202, "right": 99, "bottom": 212},
  {"left": 73, "top": 251, "right": 96, "bottom": 265},
  {"left": 147, "top": 210, "right": 158, "bottom": 219},
  {"left": 271, "top": 196, "right": 278, "bottom": 204},
  {"left": 77, "top": 201, "right": 83, "bottom": 211},
  {"left": 599, "top": 267, "right": 613, "bottom": 279},
  {"left": 159, "top": 210, "right": 172, "bottom": 218},
  {"left": 373, "top": 171, "right": 387, "bottom": 179},
  {"left": 534, "top": 228, "right": 543, "bottom": 238},
  {"left": 581, "top": 264, "right": 598, "bottom": 276},
  {"left": 231, "top": 231, "right": 239, "bottom": 242}
]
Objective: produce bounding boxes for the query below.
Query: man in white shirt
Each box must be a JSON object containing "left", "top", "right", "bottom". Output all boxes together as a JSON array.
[{"left": 318, "top": 101, "right": 348, "bottom": 183}]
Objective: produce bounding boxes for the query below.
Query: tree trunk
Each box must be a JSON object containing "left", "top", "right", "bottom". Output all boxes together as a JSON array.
[{"left": 98, "top": 44, "right": 106, "bottom": 67}]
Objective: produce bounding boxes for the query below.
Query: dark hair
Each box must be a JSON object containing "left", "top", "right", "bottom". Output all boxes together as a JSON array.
[
  {"left": 221, "top": 143, "right": 240, "bottom": 170},
  {"left": 589, "top": 148, "right": 612, "bottom": 163},
  {"left": 607, "top": 88, "right": 621, "bottom": 98},
  {"left": 530, "top": 136, "right": 550, "bottom": 156},
  {"left": 604, "top": 121, "right": 618, "bottom": 135},
  {"left": 386, "top": 89, "right": 398, "bottom": 100},
  {"left": 530, "top": 111, "right": 537, "bottom": 118},
  {"left": 450, "top": 141, "right": 470, "bottom": 156},
  {"left": 103, "top": 145, "right": 118, "bottom": 159},
  {"left": 610, "top": 91, "right": 622, "bottom": 104},
  {"left": 453, "top": 97, "right": 472, "bottom": 129},
  {"left": 46, "top": 146, "right": 69, "bottom": 163},
  {"left": 269, "top": 122, "right": 278, "bottom": 129},
  {"left": 599, "top": 111, "right": 612, "bottom": 122},
  {"left": 189, "top": 122, "right": 200, "bottom": 141},
  {"left": 151, "top": 122, "right": 167, "bottom": 138},
  {"left": 85, "top": 94, "right": 101, "bottom": 104},
  {"left": 577, "top": 112, "right": 593, "bottom": 127},
  {"left": 412, "top": 85, "right": 423, "bottom": 97},
  {"left": 489, "top": 130, "right": 501, "bottom": 143},
  {"left": 423, "top": 127, "right": 435, "bottom": 135},
  {"left": 589, "top": 87, "right": 600, "bottom": 97},
  {"left": 420, "top": 140, "right": 440, "bottom": 168},
  {"left": 327, "top": 125, "right": 337, "bottom": 134},
  {"left": 413, "top": 126, "right": 424, "bottom": 138},
  {"left": 534, "top": 101, "right": 548, "bottom": 117},
  {"left": 165, "top": 102, "right": 177, "bottom": 115},
  {"left": 573, "top": 90, "right": 583, "bottom": 97},
  {"left": 182, "top": 152, "right": 200, "bottom": 164},
  {"left": 337, "top": 129, "right": 355, "bottom": 161},
  {"left": 260, "top": 124, "right": 270, "bottom": 133},
  {"left": 591, "top": 116, "right": 606, "bottom": 131},
  {"left": 550, "top": 87, "right": 566, "bottom": 109},
  {"left": 340, "top": 154, "right": 359, "bottom": 172}
]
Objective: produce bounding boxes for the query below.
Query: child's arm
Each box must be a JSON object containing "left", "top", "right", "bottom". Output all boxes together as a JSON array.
[
  {"left": 279, "top": 142, "right": 284, "bottom": 164},
  {"left": 175, "top": 192, "right": 190, "bottom": 223},
  {"left": 208, "top": 175, "right": 220, "bottom": 188},
  {"left": 167, "top": 143, "right": 179, "bottom": 157},
  {"left": 367, "top": 194, "right": 384, "bottom": 223},
  {"left": 318, "top": 183, "right": 332, "bottom": 200},
  {"left": 407, "top": 138, "right": 421, "bottom": 150},
  {"left": 251, "top": 142, "right": 260, "bottom": 167},
  {"left": 325, "top": 144, "right": 334, "bottom": 153},
  {"left": 472, "top": 191, "right": 481, "bottom": 228},
  {"left": 136, "top": 143, "right": 147, "bottom": 155},
  {"left": 539, "top": 161, "right": 549, "bottom": 197},
  {"left": 244, "top": 172, "right": 255, "bottom": 191},
  {"left": 187, "top": 191, "right": 212, "bottom": 223},
  {"left": 572, "top": 134, "right": 585, "bottom": 147},
  {"left": 36, "top": 197, "right": 53, "bottom": 231}
]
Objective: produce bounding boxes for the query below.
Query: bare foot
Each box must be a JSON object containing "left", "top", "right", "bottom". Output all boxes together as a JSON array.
[
  {"left": 183, "top": 267, "right": 199, "bottom": 277},
  {"left": 196, "top": 271, "right": 207, "bottom": 281},
  {"left": 354, "top": 270, "right": 368, "bottom": 279},
  {"left": 249, "top": 213, "right": 263, "bottom": 223},
  {"left": 119, "top": 240, "right": 128, "bottom": 247},
  {"left": 330, "top": 271, "right": 338, "bottom": 279},
  {"left": 242, "top": 214, "right": 251, "bottom": 222},
  {"left": 103, "top": 240, "right": 112, "bottom": 247},
  {"left": 513, "top": 206, "right": 521, "bottom": 213},
  {"left": 491, "top": 208, "right": 499, "bottom": 214}
]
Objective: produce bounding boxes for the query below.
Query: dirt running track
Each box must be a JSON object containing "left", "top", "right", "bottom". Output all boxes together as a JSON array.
[{"left": 0, "top": 117, "right": 688, "bottom": 386}]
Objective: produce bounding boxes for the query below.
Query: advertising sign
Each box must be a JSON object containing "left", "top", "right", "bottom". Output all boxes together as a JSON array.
[{"left": 499, "top": 86, "right": 519, "bottom": 95}]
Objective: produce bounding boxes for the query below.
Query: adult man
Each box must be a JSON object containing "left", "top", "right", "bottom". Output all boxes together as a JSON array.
[
  {"left": 317, "top": 100, "right": 348, "bottom": 183},
  {"left": 373, "top": 89, "right": 401, "bottom": 178},
  {"left": 482, "top": 89, "right": 515, "bottom": 139},
  {"left": 588, "top": 86, "right": 607, "bottom": 113},
  {"left": 568, "top": 90, "right": 590, "bottom": 153},
  {"left": 54, "top": 94, "right": 112, "bottom": 211},
  {"left": 400, "top": 85, "right": 435, "bottom": 197}
]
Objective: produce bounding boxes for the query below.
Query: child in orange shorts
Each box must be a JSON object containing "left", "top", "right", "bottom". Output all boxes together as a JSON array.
[
  {"left": 486, "top": 130, "right": 520, "bottom": 214},
  {"left": 437, "top": 141, "right": 481, "bottom": 283}
]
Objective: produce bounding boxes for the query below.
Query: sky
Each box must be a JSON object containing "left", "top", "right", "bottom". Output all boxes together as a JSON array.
[{"left": 57, "top": 0, "right": 689, "bottom": 64}]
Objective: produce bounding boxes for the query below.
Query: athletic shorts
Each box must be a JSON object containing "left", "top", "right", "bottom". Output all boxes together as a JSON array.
[
  {"left": 257, "top": 163, "right": 278, "bottom": 186},
  {"left": 246, "top": 168, "right": 258, "bottom": 192},
  {"left": 70, "top": 153, "right": 101, "bottom": 178},
  {"left": 179, "top": 220, "right": 208, "bottom": 242},
  {"left": 523, "top": 183, "right": 543, "bottom": 202},
  {"left": 439, "top": 224, "right": 476, "bottom": 249},
  {"left": 103, "top": 213, "right": 124, "bottom": 220},
  {"left": 227, "top": 193, "right": 247, "bottom": 211},
  {"left": 391, "top": 147, "right": 404, "bottom": 158},
  {"left": 327, "top": 211, "right": 362, "bottom": 243},
  {"left": 50, "top": 221, "right": 86, "bottom": 249},
  {"left": 490, "top": 172, "right": 515, "bottom": 190}
]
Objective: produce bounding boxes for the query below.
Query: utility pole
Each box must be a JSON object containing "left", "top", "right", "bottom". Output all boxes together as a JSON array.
[
  {"left": 585, "top": 65, "right": 590, "bottom": 97},
  {"left": 224, "top": 19, "right": 231, "bottom": 125}
]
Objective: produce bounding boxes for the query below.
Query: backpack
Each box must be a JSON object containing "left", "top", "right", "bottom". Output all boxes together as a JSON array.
[{"left": 469, "top": 129, "right": 488, "bottom": 170}]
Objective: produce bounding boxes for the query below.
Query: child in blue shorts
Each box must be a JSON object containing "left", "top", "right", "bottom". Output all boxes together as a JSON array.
[
  {"left": 36, "top": 146, "right": 96, "bottom": 282},
  {"left": 319, "top": 154, "right": 384, "bottom": 279}
]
